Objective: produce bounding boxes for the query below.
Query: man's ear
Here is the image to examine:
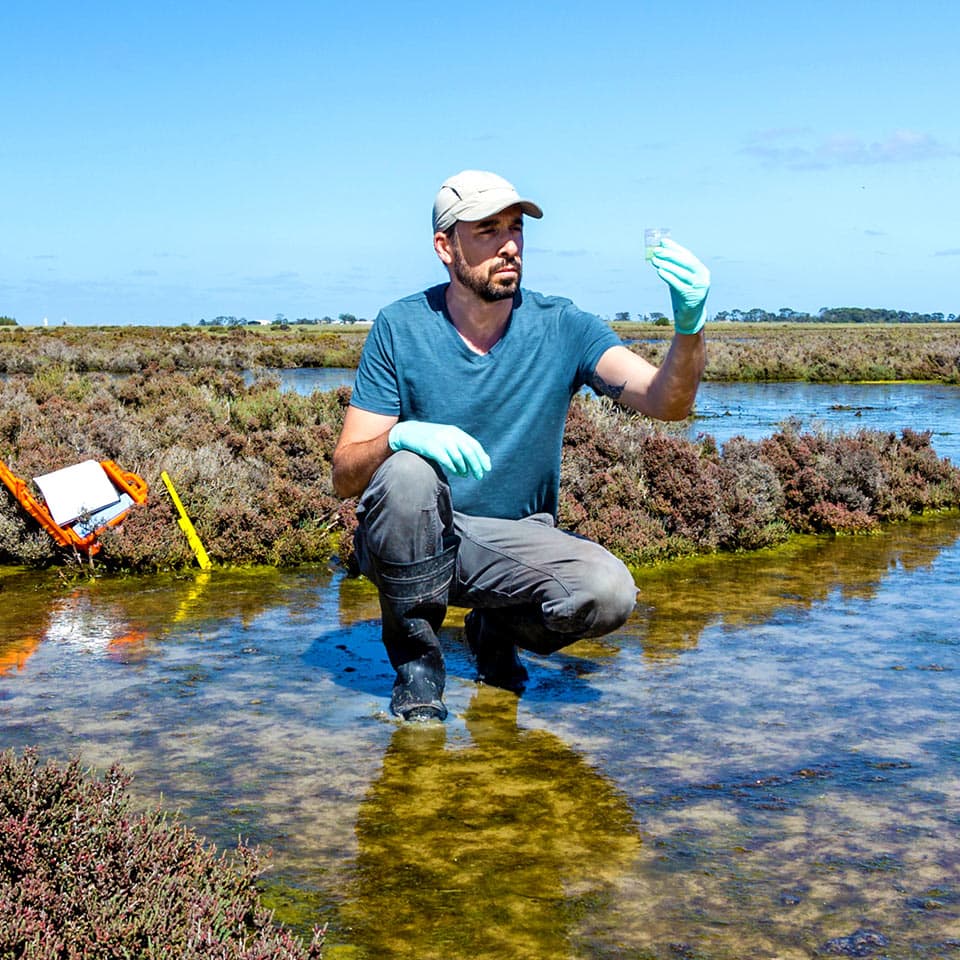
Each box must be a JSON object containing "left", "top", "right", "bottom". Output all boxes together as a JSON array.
[{"left": 434, "top": 229, "right": 454, "bottom": 266}]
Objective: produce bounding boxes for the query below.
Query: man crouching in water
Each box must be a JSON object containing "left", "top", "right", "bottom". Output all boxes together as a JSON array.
[{"left": 332, "top": 170, "right": 709, "bottom": 720}]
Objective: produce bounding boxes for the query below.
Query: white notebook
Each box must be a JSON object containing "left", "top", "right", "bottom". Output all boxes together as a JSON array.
[{"left": 33, "top": 460, "right": 121, "bottom": 527}]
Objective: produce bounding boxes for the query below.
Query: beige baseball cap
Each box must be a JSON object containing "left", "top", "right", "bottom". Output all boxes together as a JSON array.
[{"left": 432, "top": 170, "right": 543, "bottom": 233}]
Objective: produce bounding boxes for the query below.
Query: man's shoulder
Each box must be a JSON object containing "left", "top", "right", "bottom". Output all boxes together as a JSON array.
[
  {"left": 516, "top": 289, "right": 607, "bottom": 329},
  {"left": 516, "top": 288, "right": 576, "bottom": 313},
  {"left": 379, "top": 284, "right": 447, "bottom": 320}
]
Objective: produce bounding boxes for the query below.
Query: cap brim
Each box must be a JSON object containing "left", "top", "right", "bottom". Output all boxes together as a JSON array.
[
  {"left": 433, "top": 184, "right": 544, "bottom": 233},
  {"left": 456, "top": 195, "right": 543, "bottom": 223},
  {"left": 518, "top": 199, "right": 543, "bottom": 220}
]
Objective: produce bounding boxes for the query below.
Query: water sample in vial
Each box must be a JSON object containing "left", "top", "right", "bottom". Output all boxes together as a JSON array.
[{"left": 644, "top": 227, "right": 670, "bottom": 261}]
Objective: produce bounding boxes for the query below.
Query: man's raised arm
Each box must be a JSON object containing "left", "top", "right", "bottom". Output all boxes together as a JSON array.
[{"left": 592, "top": 237, "right": 709, "bottom": 421}]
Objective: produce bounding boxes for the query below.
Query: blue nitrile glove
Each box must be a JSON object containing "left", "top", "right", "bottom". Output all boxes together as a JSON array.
[
  {"left": 650, "top": 237, "right": 711, "bottom": 335},
  {"left": 388, "top": 420, "right": 492, "bottom": 480}
]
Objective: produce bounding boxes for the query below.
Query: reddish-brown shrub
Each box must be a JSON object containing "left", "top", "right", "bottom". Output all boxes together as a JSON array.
[
  {"left": 0, "top": 749, "right": 324, "bottom": 959},
  {"left": 0, "top": 368, "right": 957, "bottom": 571}
]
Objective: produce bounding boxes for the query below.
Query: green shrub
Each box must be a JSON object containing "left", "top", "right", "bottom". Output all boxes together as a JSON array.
[
  {"left": 0, "top": 369, "right": 958, "bottom": 571},
  {"left": 0, "top": 749, "right": 325, "bottom": 959},
  {"left": 0, "top": 372, "right": 351, "bottom": 571}
]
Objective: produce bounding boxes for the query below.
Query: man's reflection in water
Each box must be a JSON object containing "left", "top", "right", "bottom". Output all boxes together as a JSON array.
[{"left": 343, "top": 686, "right": 640, "bottom": 960}]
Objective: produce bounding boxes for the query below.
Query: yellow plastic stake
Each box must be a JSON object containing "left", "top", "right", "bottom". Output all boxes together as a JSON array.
[{"left": 160, "top": 471, "right": 212, "bottom": 570}]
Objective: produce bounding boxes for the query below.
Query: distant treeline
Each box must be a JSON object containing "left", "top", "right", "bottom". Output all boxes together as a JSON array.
[
  {"left": 198, "top": 313, "right": 369, "bottom": 327},
  {"left": 2, "top": 306, "right": 956, "bottom": 328},
  {"left": 214, "top": 307, "right": 960, "bottom": 327},
  {"left": 713, "top": 307, "right": 957, "bottom": 324},
  {"left": 207, "top": 307, "right": 960, "bottom": 327},
  {"left": 617, "top": 307, "right": 957, "bottom": 324}
]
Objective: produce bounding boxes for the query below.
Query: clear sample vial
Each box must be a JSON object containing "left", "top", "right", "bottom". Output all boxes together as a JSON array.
[{"left": 644, "top": 227, "right": 670, "bottom": 261}]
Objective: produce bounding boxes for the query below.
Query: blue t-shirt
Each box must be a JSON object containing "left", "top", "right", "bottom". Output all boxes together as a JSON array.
[{"left": 351, "top": 284, "right": 621, "bottom": 520}]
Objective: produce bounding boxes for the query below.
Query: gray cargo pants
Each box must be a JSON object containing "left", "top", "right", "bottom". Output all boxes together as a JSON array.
[{"left": 354, "top": 451, "right": 637, "bottom": 651}]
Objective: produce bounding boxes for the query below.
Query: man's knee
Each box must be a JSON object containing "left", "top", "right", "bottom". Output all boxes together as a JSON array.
[
  {"left": 362, "top": 451, "right": 443, "bottom": 518},
  {"left": 585, "top": 554, "right": 637, "bottom": 634},
  {"left": 372, "top": 449, "right": 439, "bottom": 495},
  {"left": 357, "top": 451, "right": 453, "bottom": 566},
  {"left": 540, "top": 548, "right": 636, "bottom": 638},
  {"left": 597, "top": 557, "right": 637, "bottom": 633}
]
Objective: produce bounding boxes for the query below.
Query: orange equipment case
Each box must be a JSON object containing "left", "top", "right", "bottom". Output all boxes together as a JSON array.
[{"left": 0, "top": 459, "right": 148, "bottom": 555}]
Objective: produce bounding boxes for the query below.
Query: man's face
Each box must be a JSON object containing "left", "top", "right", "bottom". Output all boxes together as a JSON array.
[{"left": 447, "top": 205, "right": 524, "bottom": 302}]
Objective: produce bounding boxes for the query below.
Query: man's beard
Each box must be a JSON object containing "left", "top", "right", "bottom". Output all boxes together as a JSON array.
[{"left": 451, "top": 247, "right": 522, "bottom": 303}]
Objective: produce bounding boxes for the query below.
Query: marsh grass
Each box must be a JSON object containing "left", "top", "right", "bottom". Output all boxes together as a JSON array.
[
  {"left": 3, "top": 322, "right": 960, "bottom": 382},
  {"left": 560, "top": 398, "right": 960, "bottom": 567},
  {"left": 0, "top": 325, "right": 365, "bottom": 375},
  {"left": 619, "top": 322, "right": 960, "bottom": 383},
  {"left": 0, "top": 368, "right": 350, "bottom": 570},
  {"left": 0, "top": 365, "right": 958, "bottom": 572}
]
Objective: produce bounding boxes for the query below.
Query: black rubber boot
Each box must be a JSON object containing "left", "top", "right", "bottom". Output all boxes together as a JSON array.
[
  {"left": 464, "top": 609, "right": 530, "bottom": 693},
  {"left": 374, "top": 543, "right": 457, "bottom": 722}
]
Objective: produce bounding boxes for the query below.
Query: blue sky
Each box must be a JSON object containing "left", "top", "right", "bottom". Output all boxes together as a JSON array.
[{"left": 3, "top": 1, "right": 958, "bottom": 326}]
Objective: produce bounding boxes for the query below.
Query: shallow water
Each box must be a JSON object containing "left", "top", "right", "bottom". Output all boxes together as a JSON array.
[
  {"left": 693, "top": 381, "right": 960, "bottom": 463},
  {"left": 2, "top": 515, "right": 959, "bottom": 958}
]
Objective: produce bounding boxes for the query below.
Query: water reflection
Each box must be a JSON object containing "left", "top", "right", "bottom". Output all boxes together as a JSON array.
[
  {"left": 0, "top": 573, "right": 51, "bottom": 675},
  {"left": 343, "top": 687, "right": 639, "bottom": 960},
  {"left": 0, "top": 576, "right": 152, "bottom": 675},
  {"left": 0, "top": 518, "right": 958, "bottom": 958},
  {"left": 633, "top": 515, "right": 960, "bottom": 659}
]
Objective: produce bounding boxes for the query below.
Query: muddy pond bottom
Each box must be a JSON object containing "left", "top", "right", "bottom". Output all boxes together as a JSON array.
[{"left": 1, "top": 517, "right": 959, "bottom": 959}]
